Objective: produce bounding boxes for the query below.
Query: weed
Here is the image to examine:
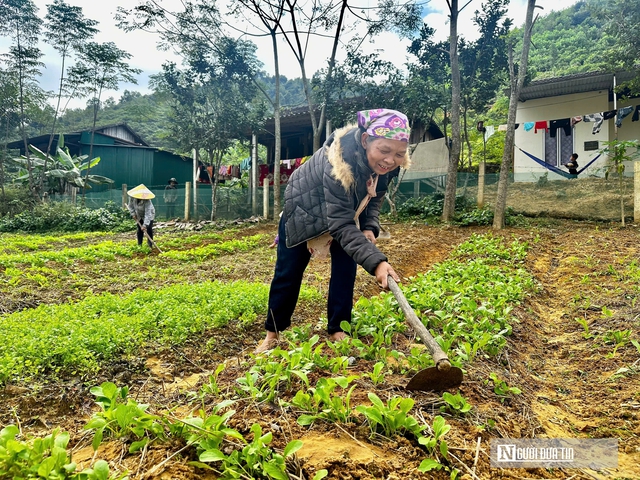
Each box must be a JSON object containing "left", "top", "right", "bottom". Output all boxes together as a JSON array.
[
  {"left": 0, "top": 425, "right": 124, "bottom": 479},
  {"left": 487, "top": 373, "right": 522, "bottom": 403},
  {"left": 294, "top": 376, "right": 359, "bottom": 425},
  {"left": 574, "top": 317, "right": 593, "bottom": 339},
  {"left": 85, "top": 382, "right": 167, "bottom": 453},
  {"left": 440, "top": 392, "right": 473, "bottom": 415},
  {"left": 193, "top": 423, "right": 302, "bottom": 480}
]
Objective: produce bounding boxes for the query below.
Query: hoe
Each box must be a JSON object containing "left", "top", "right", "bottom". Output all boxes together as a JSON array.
[{"left": 388, "top": 276, "right": 463, "bottom": 392}]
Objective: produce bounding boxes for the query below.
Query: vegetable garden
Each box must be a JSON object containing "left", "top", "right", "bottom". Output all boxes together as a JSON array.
[{"left": 0, "top": 219, "right": 638, "bottom": 479}]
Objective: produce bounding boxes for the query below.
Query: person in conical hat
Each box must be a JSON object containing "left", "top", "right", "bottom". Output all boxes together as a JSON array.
[{"left": 126, "top": 184, "right": 156, "bottom": 247}]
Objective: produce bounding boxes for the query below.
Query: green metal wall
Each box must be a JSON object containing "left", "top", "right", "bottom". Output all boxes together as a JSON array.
[
  {"left": 152, "top": 150, "right": 192, "bottom": 186},
  {"left": 80, "top": 144, "right": 154, "bottom": 192}
]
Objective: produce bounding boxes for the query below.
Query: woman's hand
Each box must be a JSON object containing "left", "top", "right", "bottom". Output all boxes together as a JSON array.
[
  {"left": 363, "top": 229, "right": 376, "bottom": 244},
  {"left": 374, "top": 261, "right": 399, "bottom": 289}
]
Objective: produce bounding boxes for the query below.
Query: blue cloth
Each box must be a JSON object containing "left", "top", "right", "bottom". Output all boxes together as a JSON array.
[
  {"left": 523, "top": 122, "right": 535, "bottom": 132},
  {"left": 616, "top": 106, "right": 634, "bottom": 128}
]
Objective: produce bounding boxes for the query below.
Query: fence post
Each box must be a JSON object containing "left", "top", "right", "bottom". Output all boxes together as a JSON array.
[
  {"left": 252, "top": 133, "right": 259, "bottom": 215},
  {"left": 185, "top": 181, "right": 191, "bottom": 221},
  {"left": 122, "top": 184, "right": 127, "bottom": 208},
  {"left": 477, "top": 161, "right": 485, "bottom": 208},
  {"left": 263, "top": 178, "right": 269, "bottom": 219},
  {"left": 634, "top": 161, "right": 640, "bottom": 223}
]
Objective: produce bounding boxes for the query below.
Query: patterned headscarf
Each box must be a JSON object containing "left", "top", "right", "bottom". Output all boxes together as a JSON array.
[{"left": 357, "top": 109, "right": 410, "bottom": 142}]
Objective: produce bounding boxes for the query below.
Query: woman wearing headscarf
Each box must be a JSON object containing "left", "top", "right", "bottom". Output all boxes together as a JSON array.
[
  {"left": 255, "top": 109, "right": 411, "bottom": 353},
  {"left": 126, "top": 184, "right": 156, "bottom": 248}
]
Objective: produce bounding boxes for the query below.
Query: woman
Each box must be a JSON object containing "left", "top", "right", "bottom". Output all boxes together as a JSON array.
[
  {"left": 255, "top": 109, "right": 410, "bottom": 353},
  {"left": 126, "top": 184, "right": 156, "bottom": 248}
]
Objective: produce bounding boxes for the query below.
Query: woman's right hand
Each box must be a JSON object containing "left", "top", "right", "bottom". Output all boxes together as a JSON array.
[{"left": 374, "top": 261, "right": 399, "bottom": 289}]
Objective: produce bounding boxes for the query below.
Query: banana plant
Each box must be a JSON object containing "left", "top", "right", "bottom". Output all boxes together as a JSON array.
[{"left": 11, "top": 134, "right": 114, "bottom": 193}]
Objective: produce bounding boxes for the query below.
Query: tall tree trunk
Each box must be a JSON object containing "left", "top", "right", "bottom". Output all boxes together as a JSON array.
[
  {"left": 271, "top": 30, "right": 282, "bottom": 220},
  {"left": 493, "top": 0, "right": 536, "bottom": 229},
  {"left": 210, "top": 149, "right": 220, "bottom": 221},
  {"left": 15, "top": 27, "right": 38, "bottom": 201},
  {"left": 442, "top": 0, "right": 461, "bottom": 221}
]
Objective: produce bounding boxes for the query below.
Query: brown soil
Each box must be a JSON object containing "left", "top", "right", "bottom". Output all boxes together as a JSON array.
[{"left": 1, "top": 219, "right": 639, "bottom": 480}]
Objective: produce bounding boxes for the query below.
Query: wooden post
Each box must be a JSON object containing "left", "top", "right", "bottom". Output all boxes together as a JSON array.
[
  {"left": 263, "top": 177, "right": 269, "bottom": 219},
  {"left": 634, "top": 161, "right": 640, "bottom": 224},
  {"left": 192, "top": 149, "right": 197, "bottom": 219},
  {"left": 252, "top": 133, "right": 259, "bottom": 215},
  {"left": 184, "top": 181, "right": 191, "bottom": 221},
  {"left": 122, "top": 184, "right": 127, "bottom": 208},
  {"left": 477, "top": 161, "right": 485, "bottom": 208}
]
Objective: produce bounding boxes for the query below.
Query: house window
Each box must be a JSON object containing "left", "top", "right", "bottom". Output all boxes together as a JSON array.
[{"left": 544, "top": 127, "right": 573, "bottom": 167}]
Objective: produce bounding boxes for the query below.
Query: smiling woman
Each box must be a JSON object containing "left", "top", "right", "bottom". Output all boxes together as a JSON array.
[{"left": 255, "top": 108, "right": 412, "bottom": 354}]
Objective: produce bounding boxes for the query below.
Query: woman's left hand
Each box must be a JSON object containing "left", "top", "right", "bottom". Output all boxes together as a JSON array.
[{"left": 363, "top": 230, "right": 376, "bottom": 244}]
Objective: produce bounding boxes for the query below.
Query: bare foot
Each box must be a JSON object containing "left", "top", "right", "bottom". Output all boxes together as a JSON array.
[
  {"left": 328, "top": 331, "right": 348, "bottom": 342},
  {"left": 254, "top": 333, "right": 279, "bottom": 354}
]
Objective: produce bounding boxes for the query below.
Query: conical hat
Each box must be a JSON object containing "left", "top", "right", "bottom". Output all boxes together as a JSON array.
[{"left": 127, "top": 184, "right": 155, "bottom": 199}]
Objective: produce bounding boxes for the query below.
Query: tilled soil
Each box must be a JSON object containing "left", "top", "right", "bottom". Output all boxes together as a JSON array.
[{"left": 1, "top": 219, "right": 639, "bottom": 479}]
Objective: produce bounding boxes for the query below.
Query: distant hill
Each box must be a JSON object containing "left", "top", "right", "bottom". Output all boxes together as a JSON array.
[
  {"left": 521, "top": 0, "right": 614, "bottom": 79},
  {"left": 56, "top": 74, "right": 307, "bottom": 151}
]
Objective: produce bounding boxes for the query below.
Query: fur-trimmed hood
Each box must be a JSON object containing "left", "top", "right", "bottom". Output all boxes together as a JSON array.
[{"left": 327, "top": 124, "right": 411, "bottom": 191}]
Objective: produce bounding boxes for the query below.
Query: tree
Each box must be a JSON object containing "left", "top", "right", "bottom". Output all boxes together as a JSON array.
[
  {"left": 43, "top": 0, "right": 98, "bottom": 157},
  {"left": 156, "top": 36, "right": 264, "bottom": 220},
  {"left": 0, "top": 0, "right": 44, "bottom": 200},
  {"left": 492, "top": 0, "right": 538, "bottom": 229},
  {"left": 590, "top": 0, "right": 640, "bottom": 93},
  {"left": 67, "top": 41, "right": 141, "bottom": 192},
  {"left": 600, "top": 139, "right": 640, "bottom": 226},
  {"left": 0, "top": 67, "right": 19, "bottom": 200},
  {"left": 229, "top": 0, "right": 286, "bottom": 219},
  {"left": 459, "top": 0, "right": 511, "bottom": 167}
]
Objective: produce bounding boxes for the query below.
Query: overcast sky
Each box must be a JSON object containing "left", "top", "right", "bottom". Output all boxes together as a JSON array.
[{"left": 5, "top": 0, "right": 580, "bottom": 110}]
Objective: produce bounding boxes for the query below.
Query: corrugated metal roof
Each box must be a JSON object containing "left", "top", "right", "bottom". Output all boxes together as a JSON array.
[{"left": 519, "top": 71, "right": 637, "bottom": 101}]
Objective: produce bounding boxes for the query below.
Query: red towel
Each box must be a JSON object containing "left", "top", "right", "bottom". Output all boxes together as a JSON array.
[{"left": 534, "top": 121, "right": 548, "bottom": 133}]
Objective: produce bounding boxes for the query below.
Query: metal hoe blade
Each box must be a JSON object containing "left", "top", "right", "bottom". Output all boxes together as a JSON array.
[{"left": 406, "top": 366, "right": 464, "bottom": 391}]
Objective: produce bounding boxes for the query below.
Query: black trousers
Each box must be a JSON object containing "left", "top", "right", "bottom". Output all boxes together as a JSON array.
[
  {"left": 136, "top": 221, "right": 154, "bottom": 247},
  {"left": 265, "top": 215, "right": 357, "bottom": 335}
]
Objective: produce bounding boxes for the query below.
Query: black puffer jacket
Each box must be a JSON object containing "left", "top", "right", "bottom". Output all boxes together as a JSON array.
[{"left": 283, "top": 125, "right": 393, "bottom": 275}]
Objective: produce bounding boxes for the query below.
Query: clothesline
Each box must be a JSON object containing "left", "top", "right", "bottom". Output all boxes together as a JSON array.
[{"left": 497, "top": 104, "right": 640, "bottom": 135}]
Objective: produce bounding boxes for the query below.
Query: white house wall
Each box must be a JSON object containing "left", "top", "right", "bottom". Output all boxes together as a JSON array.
[{"left": 515, "top": 91, "right": 640, "bottom": 182}]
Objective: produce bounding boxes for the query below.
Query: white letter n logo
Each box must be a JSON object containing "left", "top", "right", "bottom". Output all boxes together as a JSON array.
[{"left": 498, "top": 445, "right": 516, "bottom": 461}]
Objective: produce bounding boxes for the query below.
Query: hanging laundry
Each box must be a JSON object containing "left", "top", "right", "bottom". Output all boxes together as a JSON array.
[
  {"left": 515, "top": 123, "right": 520, "bottom": 130},
  {"left": 498, "top": 124, "right": 508, "bottom": 132},
  {"left": 602, "top": 110, "right": 617, "bottom": 120},
  {"left": 615, "top": 106, "right": 634, "bottom": 127},
  {"left": 523, "top": 122, "right": 535, "bottom": 132},
  {"left": 549, "top": 118, "right": 571, "bottom": 138},
  {"left": 534, "top": 121, "right": 548, "bottom": 133},
  {"left": 633, "top": 105, "right": 640, "bottom": 122},
  {"left": 583, "top": 113, "right": 604, "bottom": 134},
  {"left": 570, "top": 116, "right": 583, "bottom": 127},
  {"left": 484, "top": 125, "right": 495, "bottom": 141}
]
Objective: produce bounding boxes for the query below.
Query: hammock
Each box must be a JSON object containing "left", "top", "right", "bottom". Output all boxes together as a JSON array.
[{"left": 517, "top": 147, "right": 601, "bottom": 179}]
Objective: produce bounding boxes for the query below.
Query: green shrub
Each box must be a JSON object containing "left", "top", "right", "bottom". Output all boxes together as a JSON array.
[
  {"left": 0, "top": 201, "right": 131, "bottom": 233},
  {"left": 397, "top": 194, "right": 472, "bottom": 219},
  {"left": 0, "top": 186, "right": 37, "bottom": 217}
]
